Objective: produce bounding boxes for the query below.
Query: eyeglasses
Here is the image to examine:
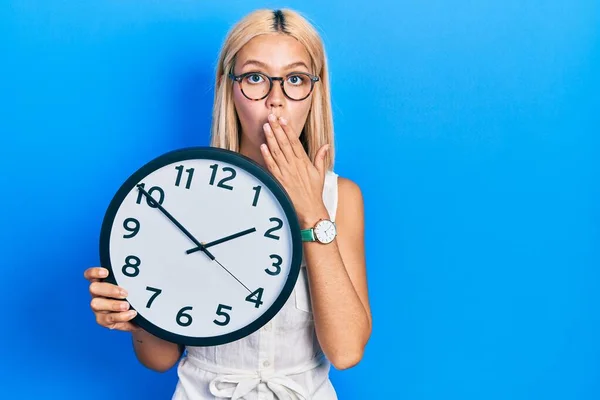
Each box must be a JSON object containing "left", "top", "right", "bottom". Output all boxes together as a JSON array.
[{"left": 229, "top": 71, "right": 320, "bottom": 101}]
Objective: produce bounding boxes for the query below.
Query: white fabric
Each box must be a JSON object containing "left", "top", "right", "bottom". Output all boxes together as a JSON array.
[{"left": 172, "top": 170, "right": 339, "bottom": 400}]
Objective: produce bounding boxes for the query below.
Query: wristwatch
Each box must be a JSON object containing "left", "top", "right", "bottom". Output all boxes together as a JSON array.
[{"left": 300, "top": 218, "right": 337, "bottom": 244}]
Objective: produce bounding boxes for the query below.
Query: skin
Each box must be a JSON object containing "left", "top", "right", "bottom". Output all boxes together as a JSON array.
[{"left": 84, "top": 33, "right": 372, "bottom": 372}]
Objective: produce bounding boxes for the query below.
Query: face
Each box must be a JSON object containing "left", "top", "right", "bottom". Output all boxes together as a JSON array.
[{"left": 231, "top": 34, "right": 314, "bottom": 164}]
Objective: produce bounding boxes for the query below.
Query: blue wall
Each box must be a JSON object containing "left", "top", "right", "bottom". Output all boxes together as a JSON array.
[{"left": 1, "top": 1, "right": 598, "bottom": 399}]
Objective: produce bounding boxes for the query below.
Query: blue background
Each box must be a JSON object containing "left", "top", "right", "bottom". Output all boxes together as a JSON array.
[{"left": 1, "top": 1, "right": 598, "bottom": 399}]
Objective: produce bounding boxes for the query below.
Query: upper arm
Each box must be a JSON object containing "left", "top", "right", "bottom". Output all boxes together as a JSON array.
[{"left": 335, "top": 176, "right": 372, "bottom": 333}]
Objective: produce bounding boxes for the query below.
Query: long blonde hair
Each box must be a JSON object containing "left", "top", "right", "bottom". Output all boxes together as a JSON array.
[{"left": 209, "top": 8, "right": 335, "bottom": 170}]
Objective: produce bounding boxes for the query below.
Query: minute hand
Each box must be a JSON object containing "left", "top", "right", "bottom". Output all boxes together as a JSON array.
[
  {"left": 136, "top": 184, "right": 215, "bottom": 261},
  {"left": 186, "top": 227, "right": 257, "bottom": 254}
]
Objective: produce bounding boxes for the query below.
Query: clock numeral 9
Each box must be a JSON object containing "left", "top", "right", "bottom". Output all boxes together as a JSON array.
[
  {"left": 122, "top": 218, "right": 140, "bottom": 238},
  {"left": 176, "top": 306, "right": 193, "bottom": 327},
  {"left": 146, "top": 286, "right": 162, "bottom": 308},
  {"left": 208, "top": 164, "right": 236, "bottom": 190},
  {"left": 265, "top": 254, "right": 282, "bottom": 276},
  {"left": 245, "top": 288, "right": 264, "bottom": 309},
  {"left": 122, "top": 255, "right": 140, "bottom": 277},
  {"left": 175, "top": 165, "right": 194, "bottom": 189},
  {"left": 264, "top": 217, "right": 283, "bottom": 240},
  {"left": 136, "top": 183, "right": 165, "bottom": 208},
  {"left": 214, "top": 304, "right": 232, "bottom": 326}
]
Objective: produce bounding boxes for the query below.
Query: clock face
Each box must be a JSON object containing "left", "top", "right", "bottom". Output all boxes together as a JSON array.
[{"left": 99, "top": 147, "right": 302, "bottom": 346}]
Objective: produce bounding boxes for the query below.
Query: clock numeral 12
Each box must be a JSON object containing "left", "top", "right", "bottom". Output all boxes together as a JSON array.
[
  {"left": 208, "top": 164, "right": 236, "bottom": 190},
  {"left": 136, "top": 183, "right": 165, "bottom": 208},
  {"left": 175, "top": 165, "right": 194, "bottom": 189}
]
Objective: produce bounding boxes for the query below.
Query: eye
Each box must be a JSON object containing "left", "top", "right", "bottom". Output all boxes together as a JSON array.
[
  {"left": 286, "top": 74, "right": 306, "bottom": 86},
  {"left": 244, "top": 73, "right": 265, "bottom": 84}
]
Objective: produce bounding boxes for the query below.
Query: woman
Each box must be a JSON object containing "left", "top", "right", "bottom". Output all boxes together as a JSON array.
[{"left": 84, "top": 8, "right": 372, "bottom": 400}]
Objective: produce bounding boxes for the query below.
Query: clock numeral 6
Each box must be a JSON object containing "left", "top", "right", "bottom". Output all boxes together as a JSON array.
[
  {"left": 122, "top": 255, "right": 140, "bottom": 277},
  {"left": 265, "top": 254, "right": 282, "bottom": 276},
  {"left": 264, "top": 217, "right": 283, "bottom": 240},
  {"left": 175, "top": 165, "right": 194, "bottom": 189},
  {"left": 136, "top": 183, "right": 165, "bottom": 208},
  {"left": 245, "top": 288, "right": 264, "bottom": 309},
  {"left": 176, "top": 306, "right": 193, "bottom": 327},
  {"left": 122, "top": 218, "right": 140, "bottom": 238},
  {"left": 208, "top": 164, "right": 236, "bottom": 190},
  {"left": 214, "top": 304, "right": 232, "bottom": 326},
  {"left": 146, "top": 286, "right": 162, "bottom": 308}
]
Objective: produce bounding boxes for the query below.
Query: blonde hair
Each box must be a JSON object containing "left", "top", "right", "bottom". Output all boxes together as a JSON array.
[{"left": 209, "top": 8, "right": 335, "bottom": 170}]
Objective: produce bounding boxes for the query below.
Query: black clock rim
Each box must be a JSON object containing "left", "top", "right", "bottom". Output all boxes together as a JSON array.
[{"left": 99, "top": 146, "right": 303, "bottom": 346}]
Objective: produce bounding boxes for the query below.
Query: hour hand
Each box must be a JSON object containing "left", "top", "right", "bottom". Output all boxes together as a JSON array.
[{"left": 186, "top": 227, "right": 257, "bottom": 254}]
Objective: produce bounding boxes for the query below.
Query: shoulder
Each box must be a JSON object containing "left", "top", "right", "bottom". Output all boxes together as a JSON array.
[{"left": 335, "top": 175, "right": 364, "bottom": 223}]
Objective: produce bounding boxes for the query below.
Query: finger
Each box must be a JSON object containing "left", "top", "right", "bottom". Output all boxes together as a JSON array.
[
  {"left": 97, "top": 310, "right": 138, "bottom": 330},
  {"left": 91, "top": 297, "right": 131, "bottom": 313},
  {"left": 278, "top": 117, "right": 307, "bottom": 161},
  {"left": 267, "top": 114, "right": 294, "bottom": 164},
  {"left": 315, "top": 144, "right": 329, "bottom": 176},
  {"left": 89, "top": 281, "right": 128, "bottom": 299},
  {"left": 260, "top": 143, "right": 282, "bottom": 178},
  {"left": 84, "top": 267, "right": 109, "bottom": 282},
  {"left": 263, "top": 122, "right": 286, "bottom": 170}
]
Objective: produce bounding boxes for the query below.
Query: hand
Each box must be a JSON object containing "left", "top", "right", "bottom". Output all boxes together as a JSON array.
[
  {"left": 186, "top": 227, "right": 257, "bottom": 255},
  {"left": 84, "top": 266, "right": 142, "bottom": 332},
  {"left": 260, "top": 113, "right": 330, "bottom": 227}
]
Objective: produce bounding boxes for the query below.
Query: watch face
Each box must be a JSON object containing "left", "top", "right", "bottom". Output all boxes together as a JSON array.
[
  {"left": 99, "top": 147, "right": 302, "bottom": 346},
  {"left": 314, "top": 219, "right": 336, "bottom": 244}
]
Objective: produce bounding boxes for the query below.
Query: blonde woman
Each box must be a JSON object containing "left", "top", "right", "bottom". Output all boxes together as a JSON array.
[{"left": 84, "top": 8, "right": 372, "bottom": 399}]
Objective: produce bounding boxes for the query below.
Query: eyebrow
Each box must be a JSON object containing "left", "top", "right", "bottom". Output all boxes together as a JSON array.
[{"left": 240, "top": 59, "right": 310, "bottom": 71}]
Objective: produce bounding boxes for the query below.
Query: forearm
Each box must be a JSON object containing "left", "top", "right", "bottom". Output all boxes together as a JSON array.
[
  {"left": 131, "top": 329, "right": 183, "bottom": 372},
  {"left": 301, "top": 214, "right": 370, "bottom": 369}
]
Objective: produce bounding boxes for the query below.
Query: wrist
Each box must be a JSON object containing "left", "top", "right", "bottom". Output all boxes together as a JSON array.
[{"left": 299, "top": 206, "right": 330, "bottom": 230}]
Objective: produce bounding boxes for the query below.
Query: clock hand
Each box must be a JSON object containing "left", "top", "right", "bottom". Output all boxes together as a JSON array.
[
  {"left": 136, "top": 184, "right": 253, "bottom": 294},
  {"left": 136, "top": 184, "right": 215, "bottom": 261},
  {"left": 186, "top": 227, "right": 257, "bottom": 254}
]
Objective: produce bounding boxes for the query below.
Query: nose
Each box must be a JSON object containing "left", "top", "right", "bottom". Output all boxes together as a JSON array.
[{"left": 267, "top": 80, "right": 285, "bottom": 108}]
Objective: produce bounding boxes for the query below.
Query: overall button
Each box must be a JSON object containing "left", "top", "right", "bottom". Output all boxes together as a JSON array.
[{"left": 263, "top": 360, "right": 270, "bottom": 368}]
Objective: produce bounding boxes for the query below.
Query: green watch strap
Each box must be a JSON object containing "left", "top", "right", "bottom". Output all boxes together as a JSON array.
[{"left": 300, "top": 228, "right": 315, "bottom": 242}]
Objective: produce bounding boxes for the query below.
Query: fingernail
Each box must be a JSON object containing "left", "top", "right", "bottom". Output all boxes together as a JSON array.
[
  {"left": 99, "top": 269, "right": 108, "bottom": 277},
  {"left": 263, "top": 123, "right": 271, "bottom": 132},
  {"left": 268, "top": 114, "right": 276, "bottom": 122},
  {"left": 279, "top": 117, "right": 287, "bottom": 125},
  {"left": 128, "top": 310, "right": 137, "bottom": 318},
  {"left": 120, "top": 289, "right": 128, "bottom": 297},
  {"left": 120, "top": 302, "right": 129, "bottom": 311}
]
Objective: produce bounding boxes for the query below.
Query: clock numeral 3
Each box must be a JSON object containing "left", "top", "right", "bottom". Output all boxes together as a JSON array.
[
  {"left": 136, "top": 183, "right": 165, "bottom": 208},
  {"left": 214, "top": 304, "right": 232, "bottom": 326},
  {"left": 122, "top": 255, "right": 140, "bottom": 277},
  {"left": 175, "top": 165, "right": 194, "bottom": 189},
  {"left": 176, "top": 306, "right": 193, "bottom": 327},
  {"left": 245, "top": 288, "right": 264, "bottom": 309},
  {"left": 122, "top": 218, "right": 140, "bottom": 238},
  {"left": 145, "top": 286, "right": 162, "bottom": 308},
  {"left": 265, "top": 254, "right": 282, "bottom": 276},
  {"left": 264, "top": 217, "right": 283, "bottom": 240},
  {"left": 208, "top": 164, "right": 236, "bottom": 190}
]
